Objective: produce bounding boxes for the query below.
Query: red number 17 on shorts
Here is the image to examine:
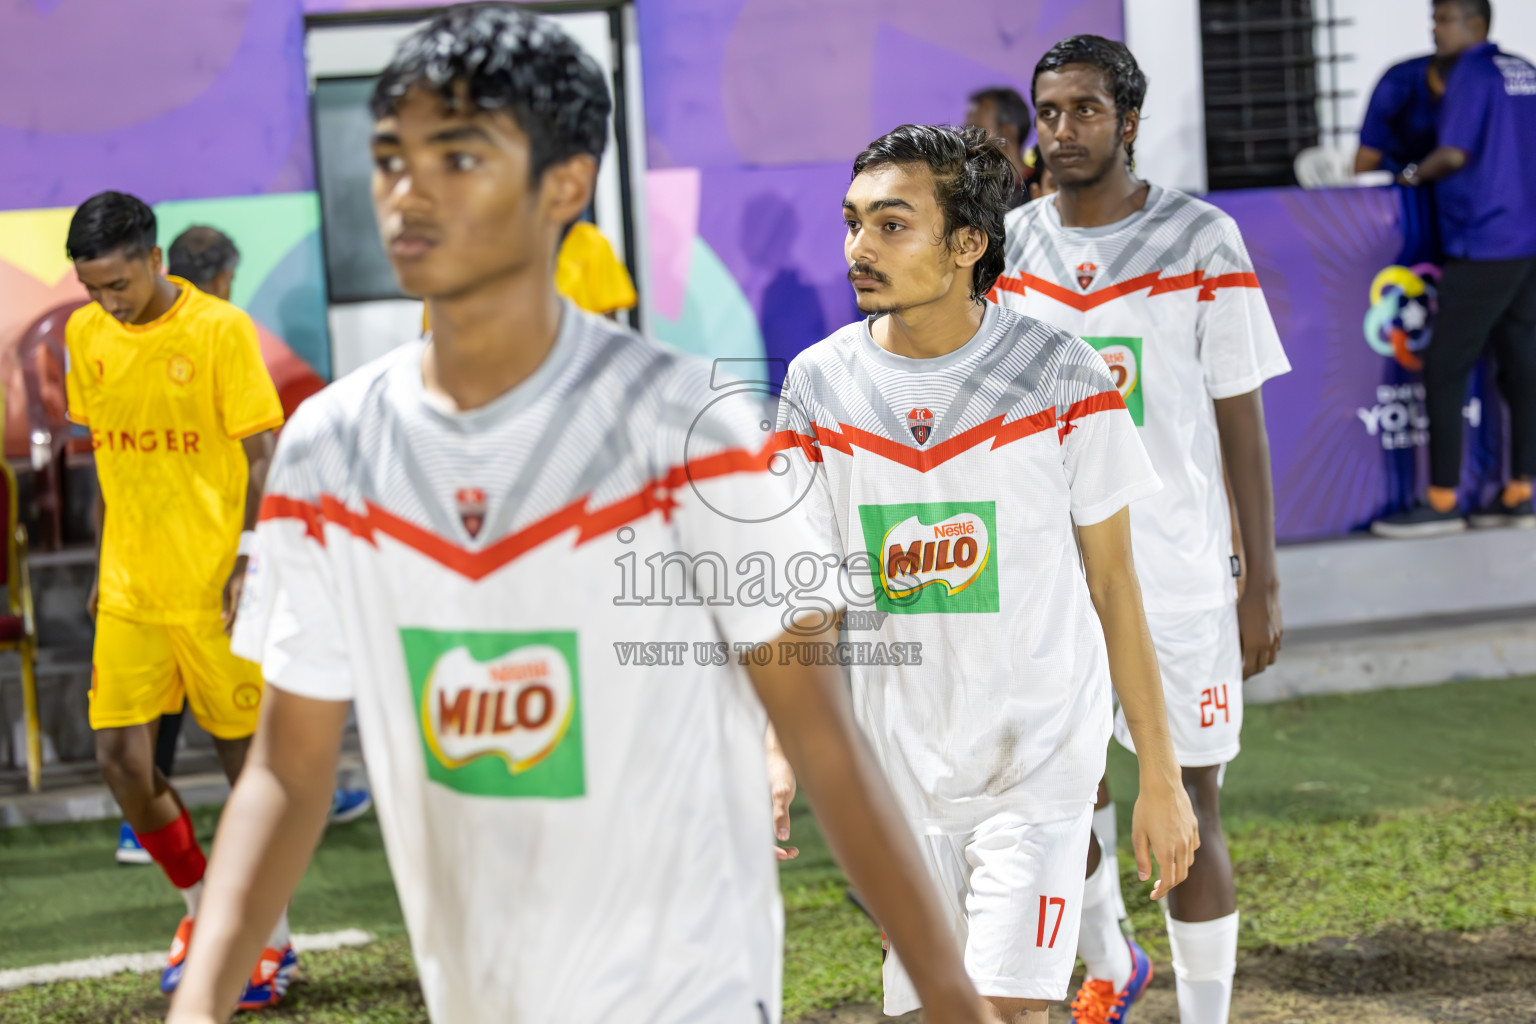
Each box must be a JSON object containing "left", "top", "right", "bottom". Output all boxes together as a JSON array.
[
  {"left": 1200, "top": 685, "right": 1230, "bottom": 728},
  {"left": 1035, "top": 895, "right": 1067, "bottom": 948}
]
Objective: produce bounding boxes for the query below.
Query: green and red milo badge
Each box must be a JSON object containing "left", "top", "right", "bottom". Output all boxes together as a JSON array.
[
  {"left": 1084, "top": 336, "right": 1143, "bottom": 426},
  {"left": 857, "top": 501, "right": 999, "bottom": 615},
  {"left": 403, "top": 628, "right": 584, "bottom": 798}
]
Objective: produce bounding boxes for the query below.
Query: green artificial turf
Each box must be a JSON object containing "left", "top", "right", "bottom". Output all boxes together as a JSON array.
[
  {"left": 1104, "top": 674, "right": 1536, "bottom": 831},
  {"left": 0, "top": 937, "right": 425, "bottom": 1024},
  {"left": 1, "top": 676, "right": 1533, "bottom": 1023},
  {"left": 0, "top": 812, "right": 404, "bottom": 971}
]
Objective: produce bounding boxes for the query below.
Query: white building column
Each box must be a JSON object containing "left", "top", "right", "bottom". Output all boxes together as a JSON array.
[{"left": 1124, "top": 0, "right": 1208, "bottom": 193}]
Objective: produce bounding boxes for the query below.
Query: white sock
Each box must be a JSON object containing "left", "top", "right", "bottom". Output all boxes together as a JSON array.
[
  {"left": 1077, "top": 853, "right": 1132, "bottom": 990},
  {"left": 1091, "top": 802, "right": 1129, "bottom": 922},
  {"left": 180, "top": 881, "right": 203, "bottom": 919},
  {"left": 1166, "top": 912, "right": 1239, "bottom": 1024},
  {"left": 266, "top": 908, "right": 291, "bottom": 952}
]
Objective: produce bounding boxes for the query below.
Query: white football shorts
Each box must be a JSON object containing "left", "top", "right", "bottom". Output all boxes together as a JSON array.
[
  {"left": 1115, "top": 603, "right": 1244, "bottom": 767},
  {"left": 882, "top": 803, "right": 1094, "bottom": 1015}
]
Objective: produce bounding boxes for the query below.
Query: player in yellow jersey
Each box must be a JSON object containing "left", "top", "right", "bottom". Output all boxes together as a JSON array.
[{"left": 64, "top": 191, "right": 295, "bottom": 1009}]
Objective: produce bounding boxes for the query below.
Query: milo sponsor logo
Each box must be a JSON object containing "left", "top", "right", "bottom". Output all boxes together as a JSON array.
[
  {"left": 402, "top": 629, "right": 584, "bottom": 798},
  {"left": 1084, "top": 336, "right": 1143, "bottom": 425},
  {"left": 857, "top": 501, "right": 1000, "bottom": 615},
  {"left": 882, "top": 513, "right": 989, "bottom": 598}
]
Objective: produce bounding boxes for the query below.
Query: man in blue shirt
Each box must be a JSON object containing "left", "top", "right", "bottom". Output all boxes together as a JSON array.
[
  {"left": 1355, "top": 52, "right": 1444, "bottom": 263},
  {"left": 1373, "top": 0, "right": 1536, "bottom": 537},
  {"left": 1355, "top": 55, "right": 1443, "bottom": 176}
]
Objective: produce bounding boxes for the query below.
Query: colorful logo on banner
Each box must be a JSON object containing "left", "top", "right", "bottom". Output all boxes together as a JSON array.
[{"left": 1362, "top": 263, "right": 1439, "bottom": 371}]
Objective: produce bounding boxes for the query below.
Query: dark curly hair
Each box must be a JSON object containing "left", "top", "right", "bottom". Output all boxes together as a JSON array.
[
  {"left": 66, "top": 191, "right": 157, "bottom": 263},
  {"left": 851, "top": 124, "right": 1014, "bottom": 302},
  {"left": 1032, "top": 35, "right": 1148, "bottom": 167},
  {"left": 371, "top": 4, "right": 612, "bottom": 183}
]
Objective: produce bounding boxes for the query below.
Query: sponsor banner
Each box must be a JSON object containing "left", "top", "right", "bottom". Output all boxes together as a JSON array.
[
  {"left": 1208, "top": 186, "right": 1504, "bottom": 541},
  {"left": 402, "top": 629, "right": 584, "bottom": 799}
]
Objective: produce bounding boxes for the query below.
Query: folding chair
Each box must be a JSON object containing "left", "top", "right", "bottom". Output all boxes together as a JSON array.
[{"left": 0, "top": 460, "right": 40, "bottom": 790}]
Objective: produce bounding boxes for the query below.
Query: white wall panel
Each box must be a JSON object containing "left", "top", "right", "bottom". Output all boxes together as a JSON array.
[{"left": 1124, "top": 0, "right": 1208, "bottom": 193}]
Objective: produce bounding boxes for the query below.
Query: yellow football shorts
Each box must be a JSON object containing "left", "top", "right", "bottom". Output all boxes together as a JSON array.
[{"left": 89, "top": 611, "right": 264, "bottom": 740}]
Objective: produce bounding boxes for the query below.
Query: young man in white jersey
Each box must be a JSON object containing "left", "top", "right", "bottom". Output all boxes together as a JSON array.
[
  {"left": 773, "top": 123, "right": 1199, "bottom": 1024},
  {"left": 993, "top": 36, "right": 1289, "bottom": 1024},
  {"left": 165, "top": 8, "right": 992, "bottom": 1023}
]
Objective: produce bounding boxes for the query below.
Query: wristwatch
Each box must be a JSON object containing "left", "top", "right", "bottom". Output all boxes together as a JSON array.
[{"left": 1400, "top": 162, "right": 1421, "bottom": 186}]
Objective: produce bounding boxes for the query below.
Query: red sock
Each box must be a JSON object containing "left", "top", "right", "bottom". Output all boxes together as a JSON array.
[{"left": 136, "top": 809, "right": 206, "bottom": 891}]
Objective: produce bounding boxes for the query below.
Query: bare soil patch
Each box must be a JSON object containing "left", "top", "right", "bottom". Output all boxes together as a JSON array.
[{"left": 795, "top": 922, "right": 1536, "bottom": 1023}]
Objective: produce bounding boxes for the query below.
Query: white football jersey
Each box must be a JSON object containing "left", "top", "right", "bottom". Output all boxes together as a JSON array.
[
  {"left": 776, "top": 304, "right": 1160, "bottom": 833},
  {"left": 235, "top": 304, "right": 834, "bottom": 1023},
  {"left": 994, "top": 186, "right": 1290, "bottom": 613}
]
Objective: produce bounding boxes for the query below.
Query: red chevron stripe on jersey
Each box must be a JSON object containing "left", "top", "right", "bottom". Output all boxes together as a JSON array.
[
  {"left": 1057, "top": 390, "right": 1128, "bottom": 441},
  {"left": 773, "top": 390, "right": 1124, "bottom": 471},
  {"left": 259, "top": 437, "right": 777, "bottom": 581},
  {"left": 988, "top": 269, "right": 1261, "bottom": 311}
]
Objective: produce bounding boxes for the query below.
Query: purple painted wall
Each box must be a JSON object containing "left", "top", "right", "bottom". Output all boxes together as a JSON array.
[
  {"left": 636, "top": 0, "right": 1123, "bottom": 371},
  {"left": 0, "top": 0, "right": 312, "bottom": 209}
]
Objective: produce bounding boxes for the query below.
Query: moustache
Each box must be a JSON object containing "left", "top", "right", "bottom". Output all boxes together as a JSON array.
[
  {"left": 848, "top": 263, "right": 889, "bottom": 284},
  {"left": 391, "top": 223, "right": 440, "bottom": 243}
]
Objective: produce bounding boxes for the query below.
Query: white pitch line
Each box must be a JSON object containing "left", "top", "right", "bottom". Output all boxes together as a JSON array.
[{"left": 0, "top": 929, "right": 375, "bottom": 991}]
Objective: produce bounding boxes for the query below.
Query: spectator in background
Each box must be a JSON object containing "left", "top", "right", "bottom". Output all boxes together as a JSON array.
[
  {"left": 1354, "top": 51, "right": 1445, "bottom": 177},
  {"left": 965, "top": 86, "right": 1032, "bottom": 209},
  {"left": 1372, "top": 0, "right": 1536, "bottom": 537},
  {"left": 168, "top": 227, "right": 240, "bottom": 303},
  {"left": 1353, "top": 2, "right": 1456, "bottom": 262}
]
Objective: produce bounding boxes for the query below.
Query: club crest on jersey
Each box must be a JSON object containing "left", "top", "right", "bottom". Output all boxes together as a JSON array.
[
  {"left": 456, "top": 488, "right": 487, "bottom": 538},
  {"left": 1075, "top": 262, "right": 1098, "bottom": 291},
  {"left": 166, "top": 354, "right": 195, "bottom": 385},
  {"left": 907, "top": 407, "right": 934, "bottom": 446},
  {"left": 403, "top": 629, "right": 585, "bottom": 799},
  {"left": 857, "top": 501, "right": 1000, "bottom": 615}
]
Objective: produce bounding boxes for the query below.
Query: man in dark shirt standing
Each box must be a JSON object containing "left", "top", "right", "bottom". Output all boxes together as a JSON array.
[{"left": 1372, "top": 0, "right": 1536, "bottom": 537}]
